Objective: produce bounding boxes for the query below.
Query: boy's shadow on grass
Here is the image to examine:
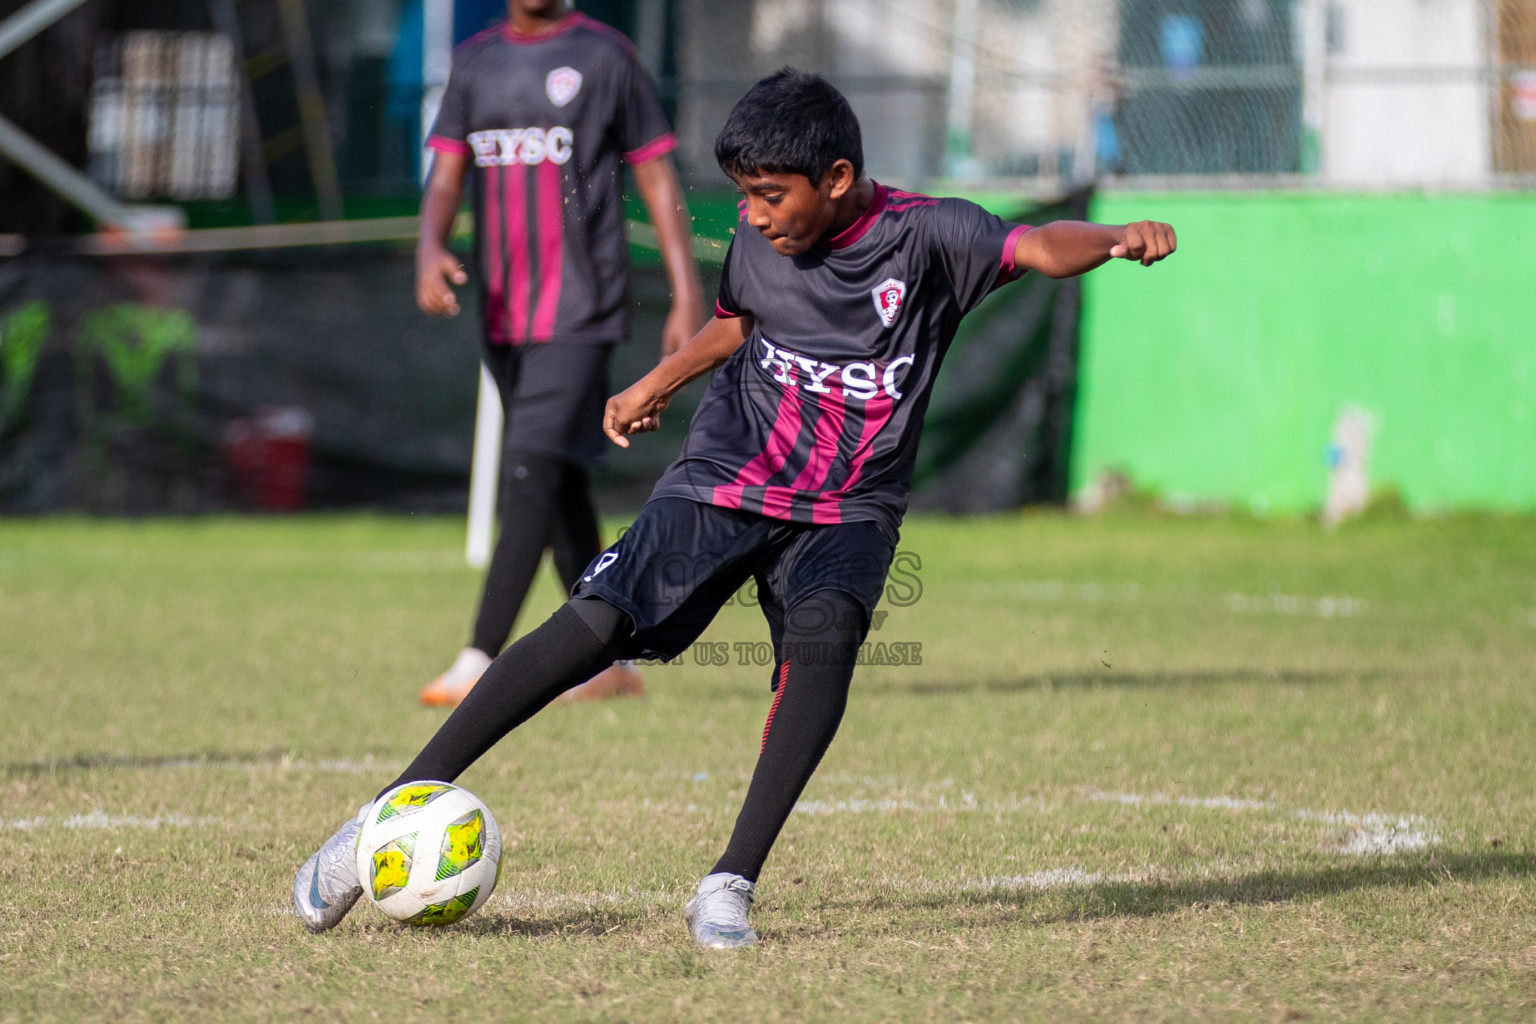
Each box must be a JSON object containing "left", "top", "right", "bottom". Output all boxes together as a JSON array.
[
  {"left": 889, "top": 667, "right": 1387, "bottom": 696},
  {"left": 686, "top": 668, "right": 1381, "bottom": 704},
  {"left": 450, "top": 906, "right": 648, "bottom": 939},
  {"left": 892, "top": 850, "right": 1534, "bottom": 926}
]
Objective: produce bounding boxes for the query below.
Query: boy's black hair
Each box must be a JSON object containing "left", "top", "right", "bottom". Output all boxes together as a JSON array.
[{"left": 714, "top": 68, "right": 864, "bottom": 184}]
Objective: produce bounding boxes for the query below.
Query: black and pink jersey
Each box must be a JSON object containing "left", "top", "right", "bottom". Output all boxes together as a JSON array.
[
  {"left": 427, "top": 14, "right": 675, "bottom": 344},
  {"left": 650, "top": 184, "right": 1030, "bottom": 540}
]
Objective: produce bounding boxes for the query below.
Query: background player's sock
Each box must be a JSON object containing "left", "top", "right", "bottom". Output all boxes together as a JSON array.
[
  {"left": 709, "top": 590, "right": 865, "bottom": 882},
  {"left": 391, "top": 599, "right": 631, "bottom": 790},
  {"left": 550, "top": 461, "right": 602, "bottom": 591},
  {"left": 470, "top": 450, "right": 566, "bottom": 657}
]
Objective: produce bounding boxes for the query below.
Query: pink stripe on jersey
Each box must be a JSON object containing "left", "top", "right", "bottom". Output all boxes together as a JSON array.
[
  {"left": 824, "top": 183, "right": 888, "bottom": 251},
  {"left": 484, "top": 165, "right": 507, "bottom": 343},
  {"left": 885, "top": 188, "right": 939, "bottom": 213},
  {"left": 624, "top": 133, "right": 677, "bottom": 165},
  {"left": 758, "top": 390, "right": 848, "bottom": 518},
  {"left": 530, "top": 159, "right": 564, "bottom": 340},
  {"left": 715, "top": 300, "right": 741, "bottom": 319},
  {"left": 812, "top": 391, "right": 895, "bottom": 524},
  {"left": 995, "top": 223, "right": 1033, "bottom": 289},
  {"left": 505, "top": 161, "right": 530, "bottom": 343},
  {"left": 712, "top": 386, "right": 804, "bottom": 511},
  {"left": 427, "top": 135, "right": 470, "bottom": 156},
  {"left": 502, "top": 13, "right": 584, "bottom": 44}
]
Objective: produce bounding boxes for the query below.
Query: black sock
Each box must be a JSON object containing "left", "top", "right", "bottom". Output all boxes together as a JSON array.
[
  {"left": 710, "top": 590, "right": 867, "bottom": 883},
  {"left": 393, "top": 600, "right": 630, "bottom": 792},
  {"left": 470, "top": 451, "right": 565, "bottom": 656},
  {"left": 550, "top": 462, "right": 601, "bottom": 592}
]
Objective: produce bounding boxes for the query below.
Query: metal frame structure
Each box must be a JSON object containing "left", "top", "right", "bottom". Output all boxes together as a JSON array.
[{"left": 0, "top": 0, "right": 185, "bottom": 237}]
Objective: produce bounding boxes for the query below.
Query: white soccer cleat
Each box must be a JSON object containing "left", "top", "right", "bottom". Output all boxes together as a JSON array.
[
  {"left": 684, "top": 872, "right": 759, "bottom": 949},
  {"left": 419, "top": 647, "right": 494, "bottom": 707},
  {"left": 292, "top": 805, "right": 367, "bottom": 933}
]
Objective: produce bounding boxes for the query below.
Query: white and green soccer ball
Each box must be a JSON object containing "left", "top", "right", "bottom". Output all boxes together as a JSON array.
[{"left": 355, "top": 781, "right": 502, "bottom": 927}]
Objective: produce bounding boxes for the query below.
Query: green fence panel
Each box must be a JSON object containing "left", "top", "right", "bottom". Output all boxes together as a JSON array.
[{"left": 1074, "top": 192, "right": 1536, "bottom": 513}]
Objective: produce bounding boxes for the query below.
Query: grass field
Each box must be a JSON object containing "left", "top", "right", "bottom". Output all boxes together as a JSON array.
[{"left": 3, "top": 510, "right": 1536, "bottom": 1022}]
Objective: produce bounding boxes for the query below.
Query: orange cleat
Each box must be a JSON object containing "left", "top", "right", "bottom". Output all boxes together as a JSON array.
[
  {"left": 418, "top": 647, "right": 493, "bottom": 707},
  {"left": 557, "top": 662, "right": 646, "bottom": 703}
]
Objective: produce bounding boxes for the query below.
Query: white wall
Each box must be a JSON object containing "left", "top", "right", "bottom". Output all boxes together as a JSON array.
[
  {"left": 674, "top": 0, "right": 1111, "bottom": 186},
  {"left": 1319, "top": 0, "right": 1492, "bottom": 184}
]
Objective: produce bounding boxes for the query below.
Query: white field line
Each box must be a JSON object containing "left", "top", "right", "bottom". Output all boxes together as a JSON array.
[
  {"left": 1224, "top": 592, "right": 1368, "bottom": 617},
  {"left": 1, "top": 811, "right": 228, "bottom": 830},
  {"left": 1090, "top": 790, "right": 1439, "bottom": 855},
  {"left": 971, "top": 581, "right": 1370, "bottom": 619},
  {"left": 733, "top": 784, "right": 1439, "bottom": 857},
  {"left": 4, "top": 755, "right": 402, "bottom": 775},
  {"left": 792, "top": 792, "right": 1042, "bottom": 816},
  {"left": 975, "top": 581, "right": 1143, "bottom": 603},
  {"left": 2, "top": 779, "right": 1438, "bottom": 859}
]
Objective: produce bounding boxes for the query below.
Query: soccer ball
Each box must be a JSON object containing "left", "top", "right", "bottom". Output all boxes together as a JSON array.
[{"left": 354, "top": 781, "right": 502, "bottom": 926}]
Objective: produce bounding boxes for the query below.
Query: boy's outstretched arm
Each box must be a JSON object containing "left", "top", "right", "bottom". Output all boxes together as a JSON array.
[
  {"left": 604, "top": 314, "right": 754, "bottom": 447},
  {"left": 631, "top": 154, "right": 708, "bottom": 357},
  {"left": 1014, "top": 219, "right": 1177, "bottom": 279}
]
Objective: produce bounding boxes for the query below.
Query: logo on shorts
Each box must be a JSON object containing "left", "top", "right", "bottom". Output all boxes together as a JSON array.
[
  {"left": 871, "top": 278, "right": 906, "bottom": 328},
  {"left": 546, "top": 67, "right": 582, "bottom": 107},
  {"left": 582, "top": 551, "right": 618, "bottom": 583}
]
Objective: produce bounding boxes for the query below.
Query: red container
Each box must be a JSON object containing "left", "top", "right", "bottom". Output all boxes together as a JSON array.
[{"left": 225, "top": 407, "right": 314, "bottom": 511}]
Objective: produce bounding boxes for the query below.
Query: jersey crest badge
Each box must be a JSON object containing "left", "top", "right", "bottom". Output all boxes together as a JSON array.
[
  {"left": 871, "top": 278, "right": 907, "bottom": 328},
  {"left": 546, "top": 67, "right": 582, "bottom": 108}
]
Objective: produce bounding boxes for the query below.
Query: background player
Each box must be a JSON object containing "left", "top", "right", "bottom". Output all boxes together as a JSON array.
[
  {"left": 295, "top": 68, "right": 1174, "bottom": 947},
  {"left": 414, "top": 0, "right": 706, "bottom": 707}
]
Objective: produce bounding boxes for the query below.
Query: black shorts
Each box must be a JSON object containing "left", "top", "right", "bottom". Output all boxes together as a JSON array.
[
  {"left": 570, "top": 497, "right": 897, "bottom": 662},
  {"left": 482, "top": 340, "right": 613, "bottom": 466}
]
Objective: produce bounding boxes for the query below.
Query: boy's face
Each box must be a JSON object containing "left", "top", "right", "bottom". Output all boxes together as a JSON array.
[{"left": 732, "top": 160, "right": 856, "bottom": 257}]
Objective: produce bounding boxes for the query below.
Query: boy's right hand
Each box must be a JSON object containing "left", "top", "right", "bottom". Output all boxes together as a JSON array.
[
  {"left": 416, "top": 247, "right": 468, "bottom": 317},
  {"left": 604, "top": 379, "right": 671, "bottom": 448}
]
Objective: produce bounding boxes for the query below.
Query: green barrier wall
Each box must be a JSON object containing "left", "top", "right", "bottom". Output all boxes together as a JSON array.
[{"left": 1073, "top": 192, "right": 1536, "bottom": 513}]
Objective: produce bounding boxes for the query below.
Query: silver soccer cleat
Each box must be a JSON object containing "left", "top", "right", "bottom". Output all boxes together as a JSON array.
[
  {"left": 684, "top": 872, "right": 759, "bottom": 949},
  {"left": 291, "top": 805, "right": 367, "bottom": 933}
]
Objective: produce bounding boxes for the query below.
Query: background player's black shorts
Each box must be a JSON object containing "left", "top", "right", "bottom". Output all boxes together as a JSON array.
[
  {"left": 482, "top": 340, "right": 614, "bottom": 466},
  {"left": 570, "top": 497, "right": 897, "bottom": 662}
]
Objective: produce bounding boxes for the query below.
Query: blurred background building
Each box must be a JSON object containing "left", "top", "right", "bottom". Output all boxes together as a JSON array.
[
  {"left": 1, "top": 0, "right": 1533, "bottom": 517},
  {"left": 9, "top": 0, "right": 1531, "bottom": 221}
]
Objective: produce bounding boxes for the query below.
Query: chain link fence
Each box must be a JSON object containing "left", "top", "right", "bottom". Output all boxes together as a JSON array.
[
  {"left": 670, "top": 0, "right": 1536, "bottom": 191},
  {"left": 58, "top": 0, "right": 1536, "bottom": 216}
]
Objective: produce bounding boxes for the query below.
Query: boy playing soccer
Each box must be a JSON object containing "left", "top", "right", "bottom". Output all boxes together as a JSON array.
[{"left": 294, "top": 69, "right": 1175, "bottom": 947}]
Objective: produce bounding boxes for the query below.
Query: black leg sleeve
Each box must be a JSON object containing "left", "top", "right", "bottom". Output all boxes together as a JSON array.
[
  {"left": 392, "top": 600, "right": 631, "bottom": 791},
  {"left": 710, "top": 590, "right": 868, "bottom": 882},
  {"left": 470, "top": 450, "right": 566, "bottom": 656}
]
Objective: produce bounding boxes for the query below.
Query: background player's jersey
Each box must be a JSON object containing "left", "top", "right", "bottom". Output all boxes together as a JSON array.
[
  {"left": 427, "top": 15, "right": 675, "bottom": 345},
  {"left": 650, "top": 185, "right": 1030, "bottom": 541}
]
